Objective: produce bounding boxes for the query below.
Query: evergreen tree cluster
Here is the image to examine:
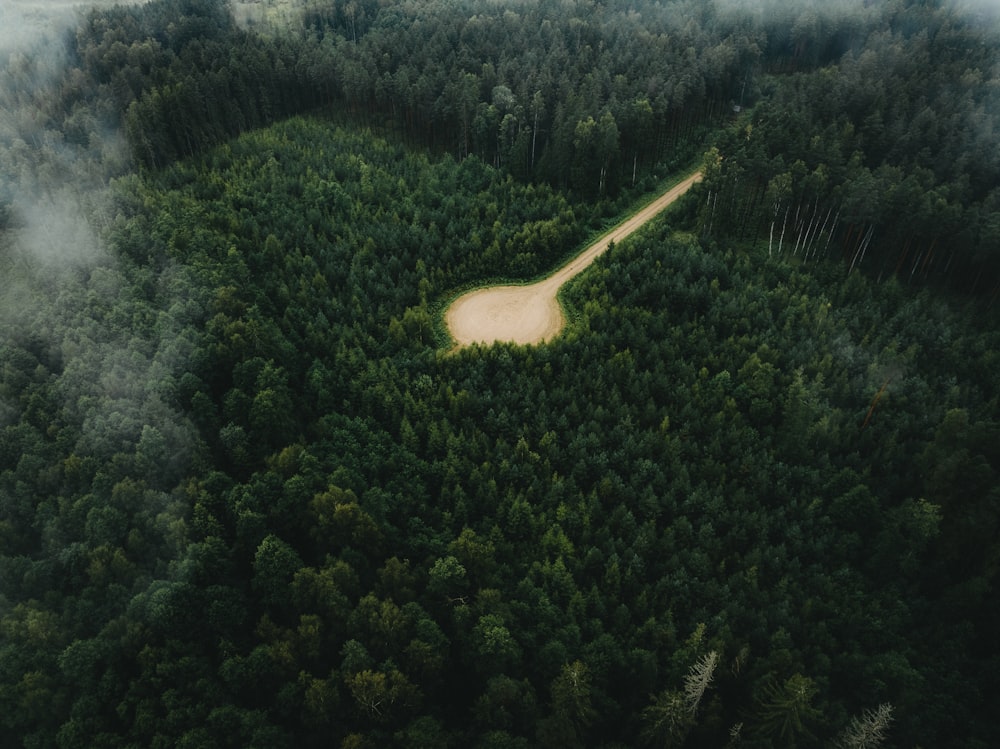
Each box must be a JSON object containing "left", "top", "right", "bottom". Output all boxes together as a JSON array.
[
  {"left": 2, "top": 0, "right": 1000, "bottom": 747},
  {"left": 3, "top": 114, "right": 999, "bottom": 748},
  {"left": 4, "top": 0, "right": 996, "bottom": 290},
  {"left": 696, "top": 2, "right": 1000, "bottom": 295}
]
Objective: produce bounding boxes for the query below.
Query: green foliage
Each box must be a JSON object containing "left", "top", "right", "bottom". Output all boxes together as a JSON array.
[
  {"left": 697, "top": 6, "right": 1000, "bottom": 294},
  {"left": 751, "top": 673, "right": 823, "bottom": 747},
  {"left": 641, "top": 689, "right": 691, "bottom": 748},
  {"left": 537, "top": 661, "right": 597, "bottom": 748},
  {"left": 3, "top": 2, "right": 1000, "bottom": 748},
  {"left": 5, "top": 118, "right": 1000, "bottom": 743},
  {"left": 253, "top": 534, "right": 304, "bottom": 607}
]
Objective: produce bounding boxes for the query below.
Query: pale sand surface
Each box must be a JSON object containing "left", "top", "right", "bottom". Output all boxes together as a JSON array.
[{"left": 446, "top": 171, "right": 702, "bottom": 346}]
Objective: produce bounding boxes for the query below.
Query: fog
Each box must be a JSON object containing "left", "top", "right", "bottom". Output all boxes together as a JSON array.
[
  {"left": 0, "top": 1, "right": 77, "bottom": 57},
  {"left": 708, "top": 0, "right": 1000, "bottom": 26},
  {"left": 1, "top": 1, "right": 114, "bottom": 319},
  {"left": 0, "top": 0, "right": 199, "bottom": 490}
]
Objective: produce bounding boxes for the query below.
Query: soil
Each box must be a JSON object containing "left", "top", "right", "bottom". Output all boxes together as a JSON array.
[{"left": 445, "top": 171, "right": 702, "bottom": 346}]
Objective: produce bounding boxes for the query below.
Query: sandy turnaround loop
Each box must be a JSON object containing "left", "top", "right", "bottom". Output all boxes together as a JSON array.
[{"left": 446, "top": 171, "right": 702, "bottom": 347}]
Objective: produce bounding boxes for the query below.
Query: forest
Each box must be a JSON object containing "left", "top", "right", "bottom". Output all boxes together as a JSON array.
[{"left": 1, "top": 0, "right": 999, "bottom": 747}]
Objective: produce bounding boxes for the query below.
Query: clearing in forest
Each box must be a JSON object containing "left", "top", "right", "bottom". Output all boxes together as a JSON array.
[{"left": 445, "top": 171, "right": 702, "bottom": 347}]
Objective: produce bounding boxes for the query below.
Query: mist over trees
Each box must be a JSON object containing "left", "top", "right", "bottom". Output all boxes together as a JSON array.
[
  {"left": 2, "top": 0, "right": 1000, "bottom": 747},
  {"left": 5, "top": 0, "right": 998, "bottom": 289},
  {"left": 696, "top": 0, "right": 1000, "bottom": 296}
]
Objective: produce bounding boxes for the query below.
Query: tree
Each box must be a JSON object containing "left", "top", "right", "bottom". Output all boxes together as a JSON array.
[
  {"left": 428, "top": 555, "right": 468, "bottom": 601},
  {"left": 471, "top": 614, "right": 521, "bottom": 675},
  {"left": 345, "top": 667, "right": 421, "bottom": 725},
  {"left": 622, "top": 97, "right": 654, "bottom": 186},
  {"left": 639, "top": 647, "right": 719, "bottom": 746},
  {"left": 537, "top": 661, "right": 596, "bottom": 748},
  {"left": 835, "top": 704, "right": 894, "bottom": 749},
  {"left": 252, "top": 534, "right": 304, "bottom": 608},
  {"left": 572, "top": 111, "right": 619, "bottom": 197},
  {"left": 530, "top": 90, "right": 546, "bottom": 172},
  {"left": 641, "top": 690, "right": 691, "bottom": 748},
  {"left": 309, "top": 486, "right": 383, "bottom": 556},
  {"left": 683, "top": 650, "right": 719, "bottom": 715},
  {"left": 751, "top": 673, "right": 822, "bottom": 747},
  {"left": 448, "top": 72, "right": 480, "bottom": 159}
]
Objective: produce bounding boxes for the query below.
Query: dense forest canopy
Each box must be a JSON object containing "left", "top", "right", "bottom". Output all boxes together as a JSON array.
[
  {"left": 3, "top": 0, "right": 999, "bottom": 288},
  {"left": 2, "top": 0, "right": 1000, "bottom": 747}
]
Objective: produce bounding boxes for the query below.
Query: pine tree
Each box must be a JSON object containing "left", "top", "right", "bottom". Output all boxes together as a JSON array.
[
  {"left": 641, "top": 690, "right": 691, "bottom": 748},
  {"left": 751, "top": 673, "right": 821, "bottom": 747}
]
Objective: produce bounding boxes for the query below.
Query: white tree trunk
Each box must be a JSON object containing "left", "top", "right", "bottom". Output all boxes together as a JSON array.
[
  {"left": 849, "top": 224, "right": 875, "bottom": 274},
  {"left": 777, "top": 205, "right": 789, "bottom": 254}
]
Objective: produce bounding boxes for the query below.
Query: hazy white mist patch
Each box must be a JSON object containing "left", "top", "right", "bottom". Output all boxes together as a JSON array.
[
  {"left": 10, "top": 190, "right": 104, "bottom": 267},
  {"left": 709, "top": 0, "right": 871, "bottom": 21},
  {"left": 952, "top": 0, "right": 1000, "bottom": 14},
  {"left": 0, "top": 0, "right": 199, "bottom": 492},
  {"left": 230, "top": 0, "right": 305, "bottom": 31},
  {"left": 0, "top": 0, "right": 129, "bottom": 295},
  {"left": 1, "top": 0, "right": 149, "bottom": 54},
  {"left": 0, "top": 2, "right": 76, "bottom": 59}
]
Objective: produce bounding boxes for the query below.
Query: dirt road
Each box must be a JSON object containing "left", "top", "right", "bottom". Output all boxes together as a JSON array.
[{"left": 445, "top": 170, "right": 702, "bottom": 346}]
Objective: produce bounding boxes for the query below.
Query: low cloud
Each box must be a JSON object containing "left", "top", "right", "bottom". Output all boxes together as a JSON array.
[
  {"left": 10, "top": 189, "right": 104, "bottom": 268},
  {"left": 1, "top": 1, "right": 199, "bottom": 491}
]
